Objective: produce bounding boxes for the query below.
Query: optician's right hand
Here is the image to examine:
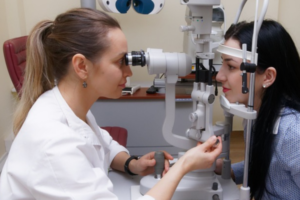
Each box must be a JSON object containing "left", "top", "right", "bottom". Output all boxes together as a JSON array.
[
  {"left": 179, "top": 135, "right": 222, "bottom": 174},
  {"left": 144, "top": 135, "right": 223, "bottom": 200}
]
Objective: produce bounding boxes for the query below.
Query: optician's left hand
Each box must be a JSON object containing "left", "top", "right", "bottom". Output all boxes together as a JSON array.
[{"left": 130, "top": 151, "right": 173, "bottom": 176}]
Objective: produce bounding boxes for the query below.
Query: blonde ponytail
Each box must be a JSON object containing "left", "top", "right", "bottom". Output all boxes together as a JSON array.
[
  {"left": 13, "top": 8, "right": 121, "bottom": 135},
  {"left": 13, "top": 20, "right": 55, "bottom": 135}
]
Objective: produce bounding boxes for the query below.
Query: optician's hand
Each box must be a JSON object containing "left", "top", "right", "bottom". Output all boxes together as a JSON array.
[
  {"left": 145, "top": 136, "right": 223, "bottom": 200},
  {"left": 179, "top": 136, "right": 222, "bottom": 173},
  {"left": 130, "top": 151, "right": 173, "bottom": 176}
]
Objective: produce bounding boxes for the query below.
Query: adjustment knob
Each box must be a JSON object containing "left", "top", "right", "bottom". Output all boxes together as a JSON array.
[{"left": 154, "top": 151, "right": 165, "bottom": 179}]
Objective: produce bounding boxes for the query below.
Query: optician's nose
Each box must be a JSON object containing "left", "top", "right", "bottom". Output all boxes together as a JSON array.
[{"left": 123, "top": 65, "right": 133, "bottom": 78}]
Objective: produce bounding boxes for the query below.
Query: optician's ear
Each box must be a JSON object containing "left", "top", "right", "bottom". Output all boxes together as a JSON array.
[
  {"left": 262, "top": 67, "right": 277, "bottom": 88},
  {"left": 72, "top": 54, "right": 89, "bottom": 80}
]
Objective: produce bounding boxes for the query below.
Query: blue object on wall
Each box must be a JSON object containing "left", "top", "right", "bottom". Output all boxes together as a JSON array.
[
  {"left": 116, "top": 0, "right": 131, "bottom": 13},
  {"left": 132, "top": 0, "right": 155, "bottom": 14}
]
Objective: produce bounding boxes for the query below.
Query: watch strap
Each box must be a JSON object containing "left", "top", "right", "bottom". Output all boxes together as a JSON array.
[{"left": 124, "top": 155, "right": 138, "bottom": 176}]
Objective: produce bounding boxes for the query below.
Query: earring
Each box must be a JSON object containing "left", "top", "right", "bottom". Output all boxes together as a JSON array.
[
  {"left": 263, "top": 84, "right": 267, "bottom": 88},
  {"left": 82, "top": 81, "right": 87, "bottom": 88}
]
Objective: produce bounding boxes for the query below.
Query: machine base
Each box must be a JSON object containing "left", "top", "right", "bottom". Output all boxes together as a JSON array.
[{"left": 137, "top": 172, "right": 239, "bottom": 200}]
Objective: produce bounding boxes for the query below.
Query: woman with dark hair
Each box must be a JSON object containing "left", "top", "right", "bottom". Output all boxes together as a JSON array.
[
  {"left": 216, "top": 20, "right": 300, "bottom": 199},
  {"left": 0, "top": 8, "right": 222, "bottom": 200}
]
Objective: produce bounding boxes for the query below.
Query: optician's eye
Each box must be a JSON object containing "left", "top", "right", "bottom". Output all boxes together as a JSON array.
[{"left": 118, "top": 56, "right": 126, "bottom": 66}]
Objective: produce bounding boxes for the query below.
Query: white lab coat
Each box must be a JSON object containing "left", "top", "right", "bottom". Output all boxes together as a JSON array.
[{"left": 0, "top": 87, "right": 154, "bottom": 200}]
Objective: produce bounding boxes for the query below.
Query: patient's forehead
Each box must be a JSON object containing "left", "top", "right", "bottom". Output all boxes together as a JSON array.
[
  {"left": 224, "top": 39, "right": 241, "bottom": 50},
  {"left": 220, "top": 39, "right": 245, "bottom": 62}
]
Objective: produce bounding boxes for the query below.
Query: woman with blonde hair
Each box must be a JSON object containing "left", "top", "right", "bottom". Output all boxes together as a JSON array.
[{"left": 0, "top": 8, "right": 221, "bottom": 200}]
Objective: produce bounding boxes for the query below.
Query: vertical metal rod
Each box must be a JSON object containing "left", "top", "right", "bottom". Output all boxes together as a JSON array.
[
  {"left": 208, "top": 60, "right": 213, "bottom": 86},
  {"left": 234, "top": 0, "right": 248, "bottom": 24},
  {"left": 242, "top": 44, "right": 247, "bottom": 63},
  {"left": 195, "top": 57, "right": 200, "bottom": 83},
  {"left": 242, "top": 0, "right": 260, "bottom": 189},
  {"left": 80, "top": 0, "right": 96, "bottom": 9}
]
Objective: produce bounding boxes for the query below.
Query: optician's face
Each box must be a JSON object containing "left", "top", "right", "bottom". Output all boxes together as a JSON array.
[
  {"left": 216, "top": 39, "right": 249, "bottom": 105},
  {"left": 89, "top": 28, "right": 132, "bottom": 99}
]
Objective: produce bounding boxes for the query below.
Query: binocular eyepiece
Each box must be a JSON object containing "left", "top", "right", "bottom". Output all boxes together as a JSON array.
[{"left": 125, "top": 50, "right": 147, "bottom": 67}]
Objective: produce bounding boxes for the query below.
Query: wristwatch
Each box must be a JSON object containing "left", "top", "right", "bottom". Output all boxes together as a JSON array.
[{"left": 124, "top": 155, "right": 138, "bottom": 176}]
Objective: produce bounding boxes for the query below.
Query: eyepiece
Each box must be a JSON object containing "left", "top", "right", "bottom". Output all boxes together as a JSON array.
[{"left": 125, "top": 50, "right": 146, "bottom": 66}]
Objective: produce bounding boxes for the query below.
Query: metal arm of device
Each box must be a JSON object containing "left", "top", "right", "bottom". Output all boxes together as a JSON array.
[{"left": 125, "top": 48, "right": 198, "bottom": 150}]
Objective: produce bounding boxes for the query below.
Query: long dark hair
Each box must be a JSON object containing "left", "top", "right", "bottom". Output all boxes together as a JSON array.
[{"left": 225, "top": 20, "right": 300, "bottom": 199}]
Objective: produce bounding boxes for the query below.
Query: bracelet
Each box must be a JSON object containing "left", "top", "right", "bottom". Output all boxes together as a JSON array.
[{"left": 124, "top": 155, "right": 138, "bottom": 176}]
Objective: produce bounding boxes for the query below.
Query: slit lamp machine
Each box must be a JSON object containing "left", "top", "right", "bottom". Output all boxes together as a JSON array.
[{"left": 82, "top": 0, "right": 269, "bottom": 199}]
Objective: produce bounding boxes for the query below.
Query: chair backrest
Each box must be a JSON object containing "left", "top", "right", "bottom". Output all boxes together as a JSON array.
[
  {"left": 3, "top": 36, "right": 28, "bottom": 94},
  {"left": 101, "top": 126, "right": 128, "bottom": 147}
]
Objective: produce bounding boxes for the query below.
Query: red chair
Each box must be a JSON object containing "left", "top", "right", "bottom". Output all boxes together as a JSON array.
[
  {"left": 3, "top": 36, "right": 28, "bottom": 95},
  {"left": 101, "top": 126, "right": 128, "bottom": 147}
]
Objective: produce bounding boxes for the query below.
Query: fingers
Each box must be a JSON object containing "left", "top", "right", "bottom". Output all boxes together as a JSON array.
[
  {"left": 202, "top": 136, "right": 222, "bottom": 149},
  {"left": 162, "top": 161, "right": 169, "bottom": 177},
  {"left": 139, "top": 151, "right": 173, "bottom": 176},
  {"left": 199, "top": 135, "right": 218, "bottom": 150},
  {"left": 164, "top": 158, "right": 170, "bottom": 171},
  {"left": 145, "top": 159, "right": 156, "bottom": 167},
  {"left": 144, "top": 151, "right": 156, "bottom": 159},
  {"left": 209, "top": 136, "right": 222, "bottom": 157},
  {"left": 197, "top": 136, "right": 222, "bottom": 157},
  {"left": 145, "top": 151, "right": 173, "bottom": 161},
  {"left": 161, "top": 150, "right": 174, "bottom": 160}
]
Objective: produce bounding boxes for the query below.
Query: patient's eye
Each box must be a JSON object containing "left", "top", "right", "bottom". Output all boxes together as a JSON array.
[{"left": 228, "top": 65, "right": 236, "bottom": 70}]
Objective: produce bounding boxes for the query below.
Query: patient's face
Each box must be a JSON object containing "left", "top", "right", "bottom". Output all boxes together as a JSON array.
[
  {"left": 216, "top": 39, "right": 249, "bottom": 105},
  {"left": 216, "top": 38, "right": 266, "bottom": 110}
]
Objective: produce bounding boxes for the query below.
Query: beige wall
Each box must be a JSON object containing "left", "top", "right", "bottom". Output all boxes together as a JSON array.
[
  {"left": 0, "top": 0, "right": 298, "bottom": 159},
  {"left": 278, "top": 0, "right": 300, "bottom": 52},
  {"left": 0, "top": 1, "right": 16, "bottom": 160}
]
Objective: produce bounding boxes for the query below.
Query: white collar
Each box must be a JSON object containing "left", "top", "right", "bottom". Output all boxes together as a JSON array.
[
  {"left": 273, "top": 108, "right": 285, "bottom": 135},
  {"left": 52, "top": 86, "right": 102, "bottom": 146}
]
